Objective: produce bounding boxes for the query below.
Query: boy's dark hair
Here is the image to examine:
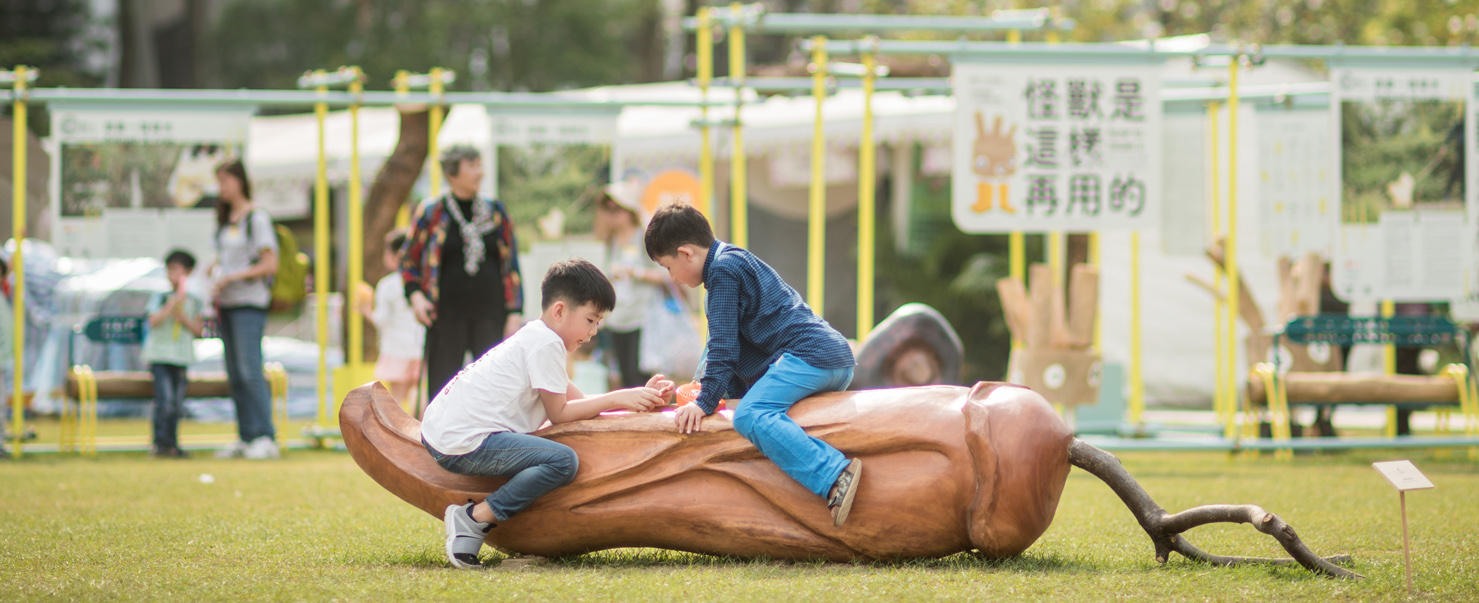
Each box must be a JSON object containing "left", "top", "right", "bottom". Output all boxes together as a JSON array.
[
  {"left": 385, "top": 227, "right": 409, "bottom": 254},
  {"left": 644, "top": 203, "right": 715, "bottom": 260},
  {"left": 439, "top": 145, "right": 480, "bottom": 178},
  {"left": 164, "top": 249, "right": 197, "bottom": 271},
  {"left": 541, "top": 259, "right": 616, "bottom": 313}
]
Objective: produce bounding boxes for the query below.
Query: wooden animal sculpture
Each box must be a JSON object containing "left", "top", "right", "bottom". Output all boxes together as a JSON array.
[{"left": 340, "top": 381, "right": 1358, "bottom": 578}]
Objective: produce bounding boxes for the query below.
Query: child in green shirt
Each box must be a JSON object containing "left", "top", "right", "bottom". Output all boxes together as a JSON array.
[{"left": 143, "top": 250, "right": 205, "bottom": 458}]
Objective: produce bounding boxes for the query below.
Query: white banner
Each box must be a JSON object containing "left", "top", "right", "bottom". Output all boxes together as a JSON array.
[
  {"left": 1257, "top": 107, "right": 1333, "bottom": 258},
  {"left": 952, "top": 62, "right": 1162, "bottom": 233},
  {"left": 490, "top": 111, "right": 619, "bottom": 147},
  {"left": 1330, "top": 67, "right": 1476, "bottom": 302},
  {"left": 49, "top": 105, "right": 254, "bottom": 261}
]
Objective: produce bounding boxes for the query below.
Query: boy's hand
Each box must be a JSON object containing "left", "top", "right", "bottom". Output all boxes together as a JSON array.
[
  {"left": 644, "top": 374, "right": 675, "bottom": 399},
  {"left": 612, "top": 387, "right": 664, "bottom": 412},
  {"left": 673, "top": 403, "right": 706, "bottom": 434}
]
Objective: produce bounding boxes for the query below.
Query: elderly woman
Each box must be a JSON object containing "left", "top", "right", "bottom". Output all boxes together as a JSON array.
[{"left": 400, "top": 145, "right": 524, "bottom": 404}]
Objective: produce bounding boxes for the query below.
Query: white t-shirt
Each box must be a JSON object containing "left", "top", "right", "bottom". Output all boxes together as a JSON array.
[
  {"left": 214, "top": 209, "right": 279, "bottom": 308},
  {"left": 371, "top": 274, "right": 425, "bottom": 359},
  {"left": 604, "top": 229, "right": 659, "bottom": 332},
  {"left": 420, "top": 319, "right": 568, "bottom": 455}
]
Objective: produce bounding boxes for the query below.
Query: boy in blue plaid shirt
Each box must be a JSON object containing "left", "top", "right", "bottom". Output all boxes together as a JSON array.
[{"left": 644, "top": 203, "right": 863, "bottom": 526}]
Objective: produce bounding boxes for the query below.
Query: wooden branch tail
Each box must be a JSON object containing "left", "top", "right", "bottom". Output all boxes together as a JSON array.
[{"left": 1066, "top": 438, "right": 1363, "bottom": 579}]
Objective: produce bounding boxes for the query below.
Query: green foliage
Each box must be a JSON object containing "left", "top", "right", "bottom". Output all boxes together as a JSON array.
[
  {"left": 1340, "top": 100, "right": 1465, "bottom": 221},
  {"left": 496, "top": 144, "right": 611, "bottom": 248},
  {"left": 205, "top": 0, "right": 653, "bottom": 92},
  {"left": 3, "top": 441, "right": 1478, "bottom": 601}
]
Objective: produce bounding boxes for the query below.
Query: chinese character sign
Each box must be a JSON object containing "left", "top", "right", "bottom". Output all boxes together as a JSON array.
[
  {"left": 1330, "top": 67, "right": 1476, "bottom": 302},
  {"left": 1257, "top": 108, "right": 1333, "bottom": 258},
  {"left": 952, "top": 62, "right": 1162, "bottom": 233}
]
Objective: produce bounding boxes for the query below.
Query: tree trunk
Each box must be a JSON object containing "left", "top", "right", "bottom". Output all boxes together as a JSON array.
[
  {"left": 1067, "top": 438, "right": 1362, "bottom": 579},
  {"left": 358, "top": 107, "right": 430, "bottom": 361}
]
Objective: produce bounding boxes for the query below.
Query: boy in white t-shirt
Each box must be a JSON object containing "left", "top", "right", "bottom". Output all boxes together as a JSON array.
[{"left": 421, "top": 259, "right": 674, "bottom": 569}]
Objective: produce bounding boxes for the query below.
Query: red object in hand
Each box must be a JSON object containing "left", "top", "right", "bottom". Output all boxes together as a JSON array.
[{"left": 675, "top": 382, "right": 701, "bottom": 406}]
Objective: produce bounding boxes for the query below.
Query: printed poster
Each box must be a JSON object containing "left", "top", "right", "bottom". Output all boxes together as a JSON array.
[
  {"left": 1330, "top": 67, "right": 1477, "bottom": 302},
  {"left": 952, "top": 61, "right": 1163, "bottom": 233},
  {"left": 1257, "top": 107, "right": 1334, "bottom": 258}
]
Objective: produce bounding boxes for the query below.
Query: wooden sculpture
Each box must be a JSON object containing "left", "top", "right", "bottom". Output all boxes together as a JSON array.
[
  {"left": 341, "top": 381, "right": 1358, "bottom": 577},
  {"left": 996, "top": 263, "right": 1102, "bottom": 406}
]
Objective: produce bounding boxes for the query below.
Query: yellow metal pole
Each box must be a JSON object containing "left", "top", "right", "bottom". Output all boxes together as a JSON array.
[
  {"left": 697, "top": 8, "right": 714, "bottom": 221},
  {"left": 728, "top": 3, "right": 747, "bottom": 248},
  {"left": 429, "top": 67, "right": 445, "bottom": 199},
  {"left": 1224, "top": 57, "right": 1242, "bottom": 442},
  {"left": 1207, "top": 101, "right": 1227, "bottom": 427},
  {"left": 807, "top": 37, "right": 828, "bottom": 316},
  {"left": 10, "top": 65, "right": 27, "bottom": 459},
  {"left": 857, "top": 49, "right": 877, "bottom": 340},
  {"left": 1010, "top": 232, "right": 1026, "bottom": 349},
  {"left": 347, "top": 69, "right": 364, "bottom": 375},
  {"left": 313, "top": 76, "right": 331, "bottom": 432},
  {"left": 1129, "top": 231, "right": 1144, "bottom": 424}
]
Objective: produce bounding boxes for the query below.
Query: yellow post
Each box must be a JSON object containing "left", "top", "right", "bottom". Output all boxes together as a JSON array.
[
  {"left": 346, "top": 68, "right": 365, "bottom": 383},
  {"left": 728, "top": 3, "right": 748, "bottom": 248},
  {"left": 697, "top": 8, "right": 714, "bottom": 221},
  {"left": 1009, "top": 232, "right": 1026, "bottom": 349},
  {"left": 1207, "top": 100, "right": 1227, "bottom": 428},
  {"left": 1047, "top": 231, "right": 1063, "bottom": 286},
  {"left": 313, "top": 76, "right": 331, "bottom": 432},
  {"left": 1223, "top": 56, "right": 1242, "bottom": 442},
  {"left": 1383, "top": 299, "right": 1397, "bottom": 438},
  {"left": 807, "top": 36, "right": 828, "bottom": 316},
  {"left": 429, "top": 67, "right": 446, "bottom": 199},
  {"left": 857, "top": 49, "right": 878, "bottom": 340},
  {"left": 1129, "top": 231, "right": 1144, "bottom": 424},
  {"left": 9, "top": 65, "right": 27, "bottom": 459}
]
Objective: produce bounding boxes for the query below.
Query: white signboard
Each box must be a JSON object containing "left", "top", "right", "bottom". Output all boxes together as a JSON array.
[
  {"left": 1258, "top": 108, "right": 1333, "bottom": 258},
  {"left": 49, "top": 105, "right": 253, "bottom": 261},
  {"left": 1373, "top": 460, "right": 1435, "bottom": 491},
  {"left": 1331, "top": 67, "right": 1476, "bottom": 302},
  {"left": 952, "top": 61, "right": 1162, "bottom": 233}
]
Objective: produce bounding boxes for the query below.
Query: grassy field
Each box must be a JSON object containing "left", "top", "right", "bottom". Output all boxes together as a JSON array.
[{"left": 2, "top": 439, "right": 1478, "bottom": 601}]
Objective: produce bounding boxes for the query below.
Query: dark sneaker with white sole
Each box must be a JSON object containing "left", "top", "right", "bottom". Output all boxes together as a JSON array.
[
  {"left": 827, "top": 458, "right": 863, "bottom": 527},
  {"left": 444, "top": 503, "right": 492, "bottom": 569}
]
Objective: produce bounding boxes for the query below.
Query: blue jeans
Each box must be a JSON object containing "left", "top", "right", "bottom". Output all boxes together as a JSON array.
[
  {"left": 218, "top": 306, "right": 274, "bottom": 442},
  {"left": 423, "top": 432, "right": 579, "bottom": 522},
  {"left": 150, "top": 363, "right": 187, "bottom": 449},
  {"left": 731, "top": 353, "right": 854, "bottom": 498}
]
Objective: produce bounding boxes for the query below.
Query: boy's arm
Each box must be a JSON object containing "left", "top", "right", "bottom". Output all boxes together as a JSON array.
[
  {"left": 146, "top": 293, "right": 173, "bottom": 328},
  {"left": 539, "top": 386, "right": 663, "bottom": 424},
  {"left": 692, "top": 265, "right": 741, "bottom": 415},
  {"left": 178, "top": 298, "right": 205, "bottom": 338}
]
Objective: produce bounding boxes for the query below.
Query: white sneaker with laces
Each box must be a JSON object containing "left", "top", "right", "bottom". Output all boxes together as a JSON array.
[{"left": 243, "top": 436, "right": 280, "bottom": 460}]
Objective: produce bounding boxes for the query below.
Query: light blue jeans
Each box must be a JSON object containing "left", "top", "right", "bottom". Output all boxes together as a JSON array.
[
  {"left": 731, "top": 353, "right": 854, "bottom": 498},
  {"left": 218, "top": 306, "right": 275, "bottom": 442},
  {"left": 423, "top": 432, "right": 579, "bottom": 522}
]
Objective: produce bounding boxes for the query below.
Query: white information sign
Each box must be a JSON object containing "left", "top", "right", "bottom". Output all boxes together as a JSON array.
[
  {"left": 1258, "top": 108, "right": 1333, "bottom": 258},
  {"left": 49, "top": 105, "right": 253, "bottom": 261},
  {"left": 1330, "top": 67, "right": 1477, "bottom": 302},
  {"left": 952, "top": 61, "right": 1162, "bottom": 233},
  {"left": 1373, "top": 460, "right": 1435, "bottom": 491}
]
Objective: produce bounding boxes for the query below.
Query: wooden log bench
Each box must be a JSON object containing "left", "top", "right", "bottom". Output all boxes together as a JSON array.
[
  {"left": 62, "top": 315, "right": 287, "bottom": 454},
  {"left": 1247, "top": 315, "right": 1478, "bottom": 457}
]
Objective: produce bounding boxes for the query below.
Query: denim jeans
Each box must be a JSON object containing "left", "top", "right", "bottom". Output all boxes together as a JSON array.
[
  {"left": 423, "top": 432, "right": 579, "bottom": 522},
  {"left": 731, "top": 353, "right": 855, "bottom": 498},
  {"left": 150, "top": 363, "right": 188, "bottom": 449},
  {"left": 218, "top": 306, "right": 275, "bottom": 442}
]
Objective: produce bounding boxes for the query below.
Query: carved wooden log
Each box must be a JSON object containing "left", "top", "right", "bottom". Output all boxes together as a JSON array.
[
  {"left": 340, "top": 381, "right": 1072, "bottom": 561},
  {"left": 65, "top": 371, "right": 232, "bottom": 399},
  {"left": 1247, "top": 372, "right": 1461, "bottom": 406}
]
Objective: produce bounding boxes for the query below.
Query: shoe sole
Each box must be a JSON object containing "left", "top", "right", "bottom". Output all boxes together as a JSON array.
[
  {"left": 832, "top": 458, "right": 863, "bottom": 527},
  {"left": 443, "top": 505, "right": 482, "bottom": 570}
]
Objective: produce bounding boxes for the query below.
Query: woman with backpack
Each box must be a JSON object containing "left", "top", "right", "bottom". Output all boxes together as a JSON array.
[{"left": 210, "top": 159, "right": 281, "bottom": 460}]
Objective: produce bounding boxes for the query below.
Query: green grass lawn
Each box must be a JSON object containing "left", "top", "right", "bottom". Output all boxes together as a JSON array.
[{"left": 2, "top": 445, "right": 1477, "bottom": 601}]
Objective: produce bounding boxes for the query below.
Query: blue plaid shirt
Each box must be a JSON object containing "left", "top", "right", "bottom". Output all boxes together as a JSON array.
[{"left": 695, "top": 241, "right": 855, "bottom": 414}]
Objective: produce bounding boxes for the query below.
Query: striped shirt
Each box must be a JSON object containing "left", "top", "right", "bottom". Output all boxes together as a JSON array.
[{"left": 696, "top": 241, "right": 855, "bottom": 414}]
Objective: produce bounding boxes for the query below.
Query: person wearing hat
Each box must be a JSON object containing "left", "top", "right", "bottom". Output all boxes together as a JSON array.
[{"left": 594, "top": 182, "right": 668, "bottom": 388}]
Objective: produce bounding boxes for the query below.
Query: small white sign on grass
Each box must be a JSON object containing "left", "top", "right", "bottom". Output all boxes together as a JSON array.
[{"left": 1373, "top": 459, "right": 1434, "bottom": 594}]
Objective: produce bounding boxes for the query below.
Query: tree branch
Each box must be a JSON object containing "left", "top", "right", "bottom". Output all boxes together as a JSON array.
[{"left": 1066, "top": 438, "right": 1362, "bottom": 579}]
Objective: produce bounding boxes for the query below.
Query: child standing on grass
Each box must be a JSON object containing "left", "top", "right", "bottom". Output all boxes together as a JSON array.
[
  {"left": 644, "top": 203, "right": 864, "bottom": 527},
  {"left": 359, "top": 229, "right": 426, "bottom": 414},
  {"left": 143, "top": 250, "right": 206, "bottom": 458},
  {"left": 422, "top": 259, "right": 674, "bottom": 569}
]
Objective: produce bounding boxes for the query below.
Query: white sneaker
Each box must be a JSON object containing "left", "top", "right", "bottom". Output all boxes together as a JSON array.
[
  {"left": 214, "top": 441, "right": 249, "bottom": 459},
  {"left": 243, "top": 436, "right": 280, "bottom": 460}
]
